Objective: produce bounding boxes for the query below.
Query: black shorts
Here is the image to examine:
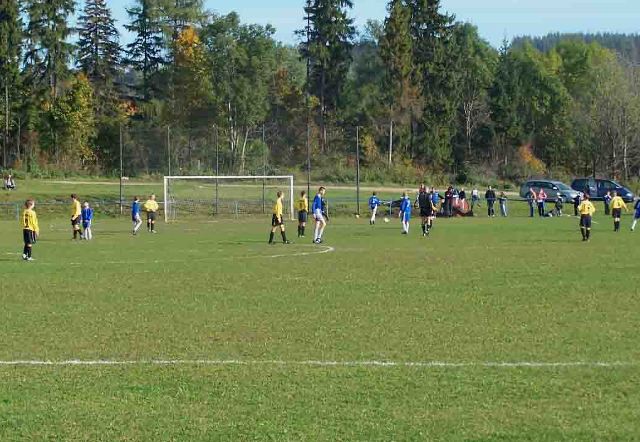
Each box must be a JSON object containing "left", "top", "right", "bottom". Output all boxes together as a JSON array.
[
  {"left": 612, "top": 208, "right": 622, "bottom": 218},
  {"left": 272, "top": 214, "right": 283, "bottom": 227},
  {"left": 420, "top": 207, "right": 433, "bottom": 217},
  {"left": 71, "top": 217, "right": 80, "bottom": 227},
  {"left": 580, "top": 215, "right": 592, "bottom": 228},
  {"left": 147, "top": 211, "right": 157, "bottom": 221},
  {"left": 23, "top": 229, "right": 36, "bottom": 245},
  {"left": 298, "top": 210, "right": 308, "bottom": 223}
]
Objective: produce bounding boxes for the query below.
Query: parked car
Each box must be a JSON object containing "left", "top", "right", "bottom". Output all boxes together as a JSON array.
[
  {"left": 519, "top": 179, "right": 582, "bottom": 203},
  {"left": 571, "top": 178, "right": 635, "bottom": 202}
]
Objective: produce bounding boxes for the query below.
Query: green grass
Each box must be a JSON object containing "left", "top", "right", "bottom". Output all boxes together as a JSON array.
[{"left": 0, "top": 201, "right": 639, "bottom": 440}]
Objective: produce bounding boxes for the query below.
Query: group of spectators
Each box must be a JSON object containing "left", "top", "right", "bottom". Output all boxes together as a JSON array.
[{"left": 414, "top": 185, "right": 510, "bottom": 218}]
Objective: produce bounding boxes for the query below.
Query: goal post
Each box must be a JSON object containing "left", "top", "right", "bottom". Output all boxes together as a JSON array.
[{"left": 163, "top": 175, "right": 295, "bottom": 222}]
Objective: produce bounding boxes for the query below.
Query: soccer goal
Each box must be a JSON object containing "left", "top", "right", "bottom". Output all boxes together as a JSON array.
[{"left": 163, "top": 175, "right": 295, "bottom": 222}]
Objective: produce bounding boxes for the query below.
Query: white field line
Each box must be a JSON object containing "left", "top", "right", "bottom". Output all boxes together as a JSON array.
[
  {"left": 2, "top": 245, "right": 335, "bottom": 266},
  {"left": 0, "top": 359, "right": 635, "bottom": 368}
]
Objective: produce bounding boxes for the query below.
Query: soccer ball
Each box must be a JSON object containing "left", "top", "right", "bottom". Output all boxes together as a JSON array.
[
  {"left": 355, "top": 214, "right": 360, "bottom": 219},
  {"left": 384, "top": 217, "right": 390, "bottom": 223}
]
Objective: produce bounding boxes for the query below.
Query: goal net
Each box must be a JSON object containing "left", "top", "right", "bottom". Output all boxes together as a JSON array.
[{"left": 163, "top": 175, "right": 295, "bottom": 222}]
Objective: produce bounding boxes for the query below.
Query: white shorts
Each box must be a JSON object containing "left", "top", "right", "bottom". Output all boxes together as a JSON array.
[
  {"left": 314, "top": 209, "right": 325, "bottom": 222},
  {"left": 371, "top": 206, "right": 378, "bottom": 216}
]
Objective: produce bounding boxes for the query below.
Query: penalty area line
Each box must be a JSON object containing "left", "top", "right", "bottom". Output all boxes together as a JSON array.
[{"left": 0, "top": 359, "right": 635, "bottom": 369}]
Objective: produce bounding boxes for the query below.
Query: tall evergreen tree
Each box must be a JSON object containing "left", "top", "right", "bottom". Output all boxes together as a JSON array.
[
  {"left": 0, "top": 0, "right": 23, "bottom": 167},
  {"left": 299, "top": 0, "right": 355, "bottom": 150},
  {"left": 23, "top": 0, "right": 76, "bottom": 101},
  {"left": 158, "top": 0, "right": 204, "bottom": 44},
  {"left": 125, "top": 0, "right": 166, "bottom": 100},
  {"left": 77, "top": 0, "right": 121, "bottom": 85}
]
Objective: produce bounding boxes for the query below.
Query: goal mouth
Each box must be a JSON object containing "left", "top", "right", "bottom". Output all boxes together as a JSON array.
[{"left": 163, "top": 175, "right": 295, "bottom": 222}]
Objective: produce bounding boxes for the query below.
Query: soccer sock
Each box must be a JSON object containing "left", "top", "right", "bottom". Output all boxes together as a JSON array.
[
  {"left": 269, "top": 232, "right": 275, "bottom": 243},
  {"left": 581, "top": 228, "right": 586, "bottom": 240},
  {"left": 314, "top": 224, "right": 320, "bottom": 240},
  {"left": 23, "top": 245, "right": 29, "bottom": 256},
  {"left": 281, "top": 231, "right": 288, "bottom": 243},
  {"left": 301, "top": 226, "right": 305, "bottom": 236},
  {"left": 319, "top": 225, "right": 325, "bottom": 239},
  {"left": 587, "top": 228, "right": 591, "bottom": 239},
  {"left": 633, "top": 219, "right": 638, "bottom": 230},
  {"left": 27, "top": 246, "right": 32, "bottom": 258}
]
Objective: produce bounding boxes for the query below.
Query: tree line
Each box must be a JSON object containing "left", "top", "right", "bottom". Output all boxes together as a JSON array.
[{"left": 1, "top": 0, "right": 639, "bottom": 183}]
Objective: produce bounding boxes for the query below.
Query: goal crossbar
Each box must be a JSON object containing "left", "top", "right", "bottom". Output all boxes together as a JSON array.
[{"left": 163, "top": 175, "right": 295, "bottom": 222}]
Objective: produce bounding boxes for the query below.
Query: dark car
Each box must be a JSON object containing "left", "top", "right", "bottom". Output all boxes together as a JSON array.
[
  {"left": 571, "top": 178, "right": 635, "bottom": 202},
  {"left": 519, "top": 179, "right": 581, "bottom": 203}
]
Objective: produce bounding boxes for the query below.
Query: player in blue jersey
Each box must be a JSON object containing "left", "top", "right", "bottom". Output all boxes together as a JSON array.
[
  {"left": 81, "top": 202, "right": 94, "bottom": 240},
  {"left": 368, "top": 192, "right": 381, "bottom": 225},
  {"left": 312, "top": 187, "right": 327, "bottom": 244},
  {"left": 631, "top": 199, "right": 640, "bottom": 232},
  {"left": 131, "top": 196, "right": 143, "bottom": 235},
  {"left": 399, "top": 192, "right": 412, "bottom": 234}
]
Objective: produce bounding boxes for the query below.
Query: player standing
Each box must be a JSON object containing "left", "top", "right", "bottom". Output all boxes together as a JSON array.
[
  {"left": 131, "top": 196, "right": 143, "bottom": 235},
  {"left": 70, "top": 194, "right": 82, "bottom": 240},
  {"left": 296, "top": 191, "right": 308, "bottom": 238},
  {"left": 416, "top": 185, "right": 434, "bottom": 237},
  {"left": 399, "top": 192, "right": 411, "bottom": 234},
  {"left": 81, "top": 202, "right": 94, "bottom": 240},
  {"left": 610, "top": 191, "right": 628, "bottom": 232},
  {"left": 269, "top": 191, "right": 290, "bottom": 244},
  {"left": 578, "top": 194, "right": 596, "bottom": 242},
  {"left": 368, "top": 191, "right": 381, "bottom": 225},
  {"left": 21, "top": 199, "right": 39, "bottom": 261},
  {"left": 631, "top": 199, "right": 640, "bottom": 232},
  {"left": 312, "top": 187, "right": 327, "bottom": 244},
  {"left": 144, "top": 194, "right": 159, "bottom": 233}
]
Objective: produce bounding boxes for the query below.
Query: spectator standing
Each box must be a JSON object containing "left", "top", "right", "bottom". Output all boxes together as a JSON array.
[
  {"left": 573, "top": 193, "right": 582, "bottom": 217},
  {"left": 554, "top": 193, "right": 564, "bottom": 216},
  {"left": 537, "top": 188, "right": 547, "bottom": 217},
  {"left": 444, "top": 186, "right": 454, "bottom": 217},
  {"left": 471, "top": 187, "right": 480, "bottom": 211},
  {"left": 459, "top": 188, "right": 467, "bottom": 208},
  {"left": 485, "top": 186, "right": 496, "bottom": 217},
  {"left": 526, "top": 188, "right": 536, "bottom": 218},
  {"left": 498, "top": 192, "right": 508, "bottom": 217}
]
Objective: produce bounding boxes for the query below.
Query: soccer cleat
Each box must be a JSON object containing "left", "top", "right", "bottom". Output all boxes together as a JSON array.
[
  {"left": 26, "top": 257, "right": 33, "bottom": 261},
  {"left": 283, "top": 240, "right": 291, "bottom": 244},
  {"left": 22, "top": 254, "right": 27, "bottom": 260}
]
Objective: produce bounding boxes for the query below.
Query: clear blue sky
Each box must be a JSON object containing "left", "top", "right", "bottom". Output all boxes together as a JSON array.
[{"left": 108, "top": 0, "right": 640, "bottom": 47}]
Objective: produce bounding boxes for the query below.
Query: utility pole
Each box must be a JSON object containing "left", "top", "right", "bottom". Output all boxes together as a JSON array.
[
  {"left": 388, "top": 120, "right": 393, "bottom": 167},
  {"left": 356, "top": 126, "right": 361, "bottom": 215},
  {"left": 167, "top": 125, "right": 171, "bottom": 176},
  {"left": 119, "top": 123, "right": 124, "bottom": 215},
  {"left": 305, "top": 0, "right": 312, "bottom": 199}
]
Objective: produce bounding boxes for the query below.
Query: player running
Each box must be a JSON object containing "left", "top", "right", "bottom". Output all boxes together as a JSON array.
[
  {"left": 296, "top": 191, "right": 308, "bottom": 238},
  {"left": 399, "top": 192, "right": 411, "bottom": 235},
  {"left": 70, "top": 194, "right": 82, "bottom": 240},
  {"left": 610, "top": 191, "right": 628, "bottom": 232},
  {"left": 416, "top": 185, "right": 435, "bottom": 237},
  {"left": 144, "top": 194, "right": 159, "bottom": 233},
  {"left": 578, "top": 193, "right": 596, "bottom": 242},
  {"left": 312, "top": 187, "right": 327, "bottom": 244},
  {"left": 269, "top": 191, "right": 290, "bottom": 245},
  {"left": 81, "top": 202, "right": 94, "bottom": 240},
  {"left": 131, "top": 196, "right": 143, "bottom": 235},
  {"left": 21, "top": 199, "right": 39, "bottom": 261},
  {"left": 631, "top": 199, "right": 640, "bottom": 232},
  {"left": 368, "top": 191, "right": 381, "bottom": 225}
]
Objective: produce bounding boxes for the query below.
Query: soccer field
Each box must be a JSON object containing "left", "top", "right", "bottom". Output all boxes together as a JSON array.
[{"left": 1, "top": 212, "right": 639, "bottom": 440}]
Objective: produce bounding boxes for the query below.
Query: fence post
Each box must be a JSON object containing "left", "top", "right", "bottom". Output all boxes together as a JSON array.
[
  {"left": 235, "top": 201, "right": 239, "bottom": 218},
  {"left": 15, "top": 203, "right": 19, "bottom": 221}
]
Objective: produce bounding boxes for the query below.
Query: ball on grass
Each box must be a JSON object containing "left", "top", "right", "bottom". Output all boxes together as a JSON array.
[
  {"left": 355, "top": 214, "right": 360, "bottom": 219},
  {"left": 384, "top": 217, "right": 390, "bottom": 223}
]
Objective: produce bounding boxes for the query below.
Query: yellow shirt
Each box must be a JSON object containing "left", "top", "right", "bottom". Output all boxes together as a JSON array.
[
  {"left": 296, "top": 197, "right": 308, "bottom": 212},
  {"left": 71, "top": 200, "right": 81, "bottom": 219},
  {"left": 578, "top": 200, "right": 596, "bottom": 216},
  {"left": 610, "top": 196, "right": 627, "bottom": 210},
  {"left": 22, "top": 209, "right": 39, "bottom": 234},
  {"left": 273, "top": 197, "right": 284, "bottom": 217},
  {"left": 144, "top": 199, "right": 159, "bottom": 212}
]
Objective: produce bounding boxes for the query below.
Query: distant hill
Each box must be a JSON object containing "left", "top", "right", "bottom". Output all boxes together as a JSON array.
[{"left": 512, "top": 33, "right": 640, "bottom": 64}]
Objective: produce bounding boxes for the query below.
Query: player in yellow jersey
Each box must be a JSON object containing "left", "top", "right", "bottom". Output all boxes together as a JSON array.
[
  {"left": 296, "top": 191, "right": 309, "bottom": 238},
  {"left": 70, "top": 194, "right": 82, "bottom": 240},
  {"left": 610, "top": 191, "right": 628, "bottom": 232},
  {"left": 143, "top": 194, "right": 159, "bottom": 233},
  {"left": 578, "top": 194, "right": 596, "bottom": 242},
  {"left": 268, "top": 191, "right": 290, "bottom": 244},
  {"left": 22, "top": 199, "right": 39, "bottom": 261}
]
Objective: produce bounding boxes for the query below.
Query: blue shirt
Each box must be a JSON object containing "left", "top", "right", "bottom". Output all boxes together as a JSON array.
[
  {"left": 312, "top": 194, "right": 323, "bottom": 212},
  {"left": 400, "top": 197, "right": 411, "bottom": 214},
  {"left": 634, "top": 200, "right": 640, "bottom": 215},
  {"left": 431, "top": 193, "right": 440, "bottom": 204},
  {"left": 81, "top": 207, "right": 93, "bottom": 222},
  {"left": 132, "top": 201, "right": 141, "bottom": 216},
  {"left": 369, "top": 196, "right": 380, "bottom": 209}
]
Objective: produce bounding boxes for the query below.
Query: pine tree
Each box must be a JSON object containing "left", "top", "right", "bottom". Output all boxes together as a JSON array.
[
  {"left": 158, "top": 0, "right": 204, "bottom": 44},
  {"left": 125, "top": 0, "right": 166, "bottom": 100},
  {"left": 23, "top": 0, "right": 76, "bottom": 101},
  {"left": 299, "top": 0, "right": 355, "bottom": 150},
  {"left": 77, "top": 0, "right": 121, "bottom": 85},
  {"left": 0, "top": 0, "right": 23, "bottom": 167}
]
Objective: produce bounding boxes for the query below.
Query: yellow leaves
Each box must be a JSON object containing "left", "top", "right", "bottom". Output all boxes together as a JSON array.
[
  {"left": 175, "top": 26, "right": 203, "bottom": 64},
  {"left": 518, "top": 143, "right": 546, "bottom": 175}
]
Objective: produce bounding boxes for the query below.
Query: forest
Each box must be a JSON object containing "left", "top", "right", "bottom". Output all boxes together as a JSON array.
[{"left": 1, "top": 0, "right": 640, "bottom": 184}]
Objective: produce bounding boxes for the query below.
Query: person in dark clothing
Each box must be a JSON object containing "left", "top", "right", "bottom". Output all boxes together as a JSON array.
[
  {"left": 526, "top": 187, "right": 536, "bottom": 218},
  {"left": 573, "top": 194, "right": 582, "bottom": 217},
  {"left": 554, "top": 193, "right": 564, "bottom": 216},
  {"left": 416, "top": 185, "right": 436, "bottom": 237},
  {"left": 485, "top": 186, "right": 496, "bottom": 217},
  {"left": 603, "top": 191, "right": 612, "bottom": 216},
  {"left": 444, "top": 186, "right": 454, "bottom": 217}
]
